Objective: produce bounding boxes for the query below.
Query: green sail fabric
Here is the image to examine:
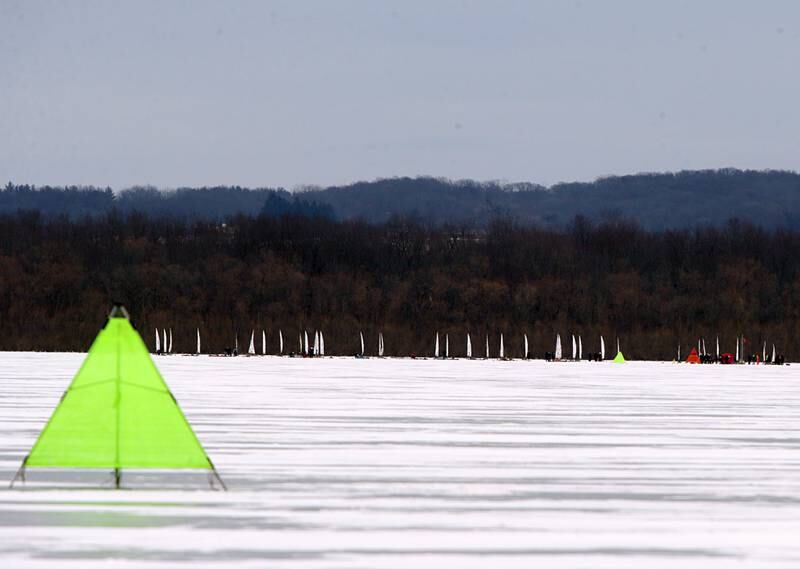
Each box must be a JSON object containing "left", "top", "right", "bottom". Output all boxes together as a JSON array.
[
  {"left": 613, "top": 351, "right": 627, "bottom": 364},
  {"left": 25, "top": 314, "right": 212, "bottom": 470}
]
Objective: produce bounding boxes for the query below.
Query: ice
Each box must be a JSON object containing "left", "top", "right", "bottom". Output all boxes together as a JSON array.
[{"left": 1, "top": 353, "right": 800, "bottom": 567}]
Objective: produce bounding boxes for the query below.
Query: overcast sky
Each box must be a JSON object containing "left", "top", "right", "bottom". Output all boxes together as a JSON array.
[{"left": 1, "top": 0, "right": 799, "bottom": 190}]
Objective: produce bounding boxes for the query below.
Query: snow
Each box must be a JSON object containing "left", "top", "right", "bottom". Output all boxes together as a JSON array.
[{"left": 1, "top": 353, "right": 800, "bottom": 568}]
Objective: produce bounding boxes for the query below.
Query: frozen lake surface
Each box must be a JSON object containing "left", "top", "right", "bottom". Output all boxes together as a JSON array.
[{"left": 1, "top": 353, "right": 800, "bottom": 568}]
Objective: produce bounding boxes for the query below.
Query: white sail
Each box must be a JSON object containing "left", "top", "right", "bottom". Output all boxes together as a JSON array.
[
  {"left": 320, "top": 331, "right": 325, "bottom": 356},
  {"left": 772, "top": 344, "right": 776, "bottom": 363},
  {"left": 196, "top": 328, "right": 201, "bottom": 355},
  {"left": 435, "top": 332, "right": 440, "bottom": 358},
  {"left": 762, "top": 341, "right": 766, "bottom": 362},
  {"left": 571, "top": 335, "right": 576, "bottom": 360},
  {"left": 715, "top": 336, "right": 720, "bottom": 358},
  {"left": 677, "top": 343, "right": 681, "bottom": 361},
  {"left": 155, "top": 329, "right": 161, "bottom": 353},
  {"left": 499, "top": 333, "right": 505, "bottom": 359},
  {"left": 445, "top": 334, "right": 449, "bottom": 358},
  {"left": 485, "top": 335, "right": 490, "bottom": 359},
  {"left": 299, "top": 333, "right": 303, "bottom": 353},
  {"left": 578, "top": 335, "right": 582, "bottom": 360},
  {"left": 168, "top": 329, "right": 173, "bottom": 353},
  {"left": 248, "top": 330, "right": 255, "bottom": 355},
  {"left": 360, "top": 331, "right": 365, "bottom": 356},
  {"left": 378, "top": 332, "right": 385, "bottom": 357},
  {"left": 313, "top": 331, "right": 319, "bottom": 356},
  {"left": 555, "top": 334, "right": 562, "bottom": 360},
  {"left": 235, "top": 334, "right": 239, "bottom": 353},
  {"left": 698, "top": 338, "right": 701, "bottom": 354},
  {"left": 304, "top": 330, "right": 309, "bottom": 355},
  {"left": 617, "top": 337, "right": 621, "bottom": 355},
  {"left": 279, "top": 329, "right": 284, "bottom": 354},
  {"left": 702, "top": 338, "right": 707, "bottom": 357},
  {"left": 600, "top": 335, "right": 606, "bottom": 360},
  {"left": 466, "top": 333, "right": 472, "bottom": 358},
  {"left": 162, "top": 329, "right": 167, "bottom": 353},
  {"left": 523, "top": 333, "right": 529, "bottom": 359},
  {"left": 735, "top": 336, "right": 739, "bottom": 362}
]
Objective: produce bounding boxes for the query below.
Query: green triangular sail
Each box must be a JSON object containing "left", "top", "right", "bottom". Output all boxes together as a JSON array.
[
  {"left": 613, "top": 351, "right": 626, "bottom": 363},
  {"left": 13, "top": 306, "right": 224, "bottom": 489}
]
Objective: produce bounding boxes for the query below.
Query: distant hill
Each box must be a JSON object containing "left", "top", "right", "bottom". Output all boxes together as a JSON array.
[
  {"left": 301, "top": 170, "right": 800, "bottom": 230},
  {"left": 4, "top": 169, "right": 800, "bottom": 230}
]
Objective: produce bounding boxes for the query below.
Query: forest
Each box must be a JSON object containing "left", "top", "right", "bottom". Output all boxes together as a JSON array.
[
  {"left": 0, "top": 207, "right": 798, "bottom": 360},
  {"left": 4, "top": 168, "right": 800, "bottom": 230}
]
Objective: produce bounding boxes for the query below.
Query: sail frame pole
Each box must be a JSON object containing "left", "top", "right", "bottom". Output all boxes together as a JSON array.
[{"left": 114, "top": 317, "right": 122, "bottom": 489}]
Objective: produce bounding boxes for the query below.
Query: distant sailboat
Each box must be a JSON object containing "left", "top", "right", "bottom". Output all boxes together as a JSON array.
[
  {"left": 320, "top": 331, "right": 325, "bottom": 356},
  {"left": 762, "top": 341, "right": 767, "bottom": 362},
  {"left": 578, "top": 335, "right": 582, "bottom": 360},
  {"left": 715, "top": 336, "right": 720, "bottom": 359},
  {"left": 313, "top": 331, "right": 319, "bottom": 356},
  {"left": 523, "top": 333, "right": 529, "bottom": 359},
  {"left": 571, "top": 335, "right": 576, "bottom": 360},
  {"left": 555, "top": 334, "right": 562, "bottom": 360},
  {"left": 445, "top": 334, "right": 449, "bottom": 358},
  {"left": 262, "top": 330, "right": 266, "bottom": 355},
  {"left": 466, "top": 333, "right": 472, "bottom": 358},
  {"left": 702, "top": 338, "right": 706, "bottom": 357},
  {"left": 196, "top": 328, "right": 201, "bottom": 355},
  {"left": 614, "top": 338, "right": 626, "bottom": 363},
  {"left": 378, "top": 332, "right": 385, "bottom": 357},
  {"left": 304, "top": 330, "right": 309, "bottom": 355},
  {"left": 735, "top": 336, "right": 739, "bottom": 362},
  {"left": 299, "top": 332, "right": 303, "bottom": 353},
  {"left": 677, "top": 343, "right": 681, "bottom": 361},
  {"left": 168, "top": 329, "right": 173, "bottom": 353},
  {"left": 248, "top": 330, "right": 255, "bottom": 355},
  {"left": 234, "top": 334, "right": 239, "bottom": 354},
  {"left": 772, "top": 344, "right": 776, "bottom": 363},
  {"left": 155, "top": 329, "right": 161, "bottom": 353},
  {"left": 162, "top": 329, "right": 167, "bottom": 354},
  {"left": 278, "top": 329, "right": 284, "bottom": 355},
  {"left": 485, "top": 335, "right": 490, "bottom": 359},
  {"left": 434, "top": 332, "right": 440, "bottom": 358},
  {"left": 499, "top": 333, "right": 505, "bottom": 359},
  {"left": 360, "top": 331, "right": 365, "bottom": 356},
  {"left": 600, "top": 335, "right": 606, "bottom": 360}
]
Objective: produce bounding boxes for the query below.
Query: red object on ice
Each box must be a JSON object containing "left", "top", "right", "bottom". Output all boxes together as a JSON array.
[{"left": 686, "top": 347, "right": 701, "bottom": 364}]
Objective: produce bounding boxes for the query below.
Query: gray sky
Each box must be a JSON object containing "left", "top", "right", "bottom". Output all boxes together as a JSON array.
[{"left": 1, "top": 0, "right": 799, "bottom": 190}]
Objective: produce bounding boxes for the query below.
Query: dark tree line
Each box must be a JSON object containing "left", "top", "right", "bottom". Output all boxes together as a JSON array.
[
  {"left": 0, "top": 209, "right": 798, "bottom": 360},
  {"left": 5, "top": 168, "right": 800, "bottom": 230}
]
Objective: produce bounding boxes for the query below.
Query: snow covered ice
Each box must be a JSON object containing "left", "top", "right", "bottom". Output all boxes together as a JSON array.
[{"left": 2, "top": 353, "right": 800, "bottom": 568}]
